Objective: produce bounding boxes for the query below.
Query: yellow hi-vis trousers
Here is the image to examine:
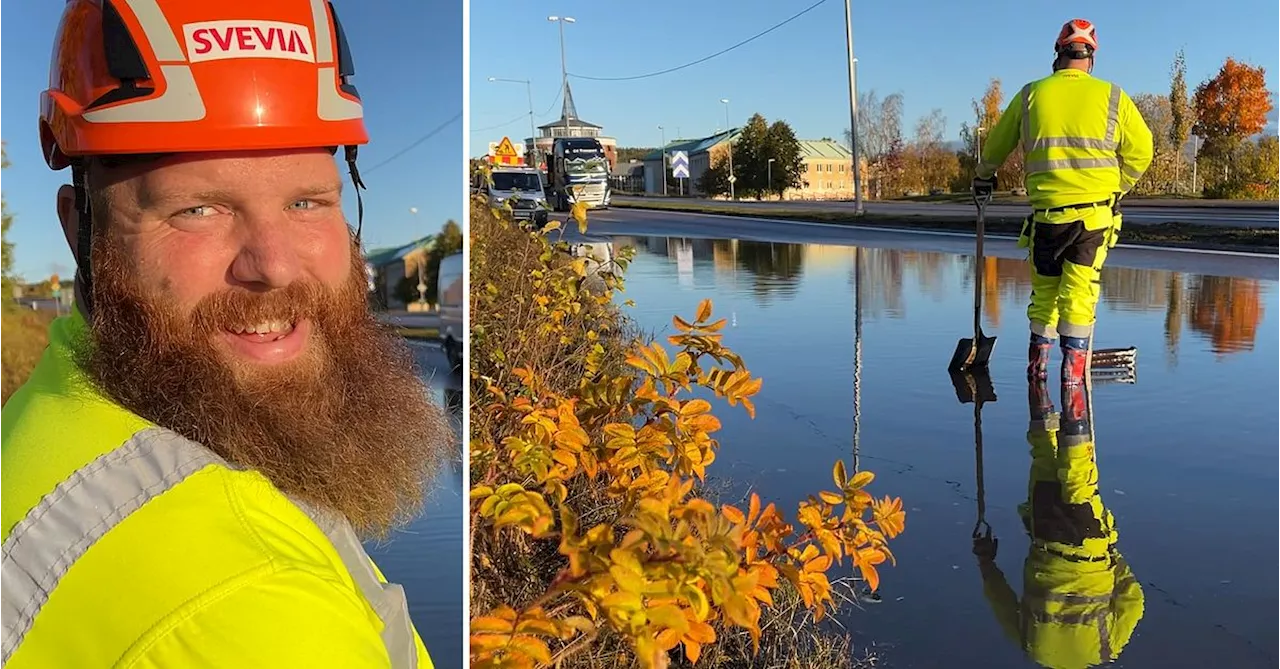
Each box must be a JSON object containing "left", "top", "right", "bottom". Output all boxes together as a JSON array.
[{"left": 1017, "top": 202, "right": 1119, "bottom": 340}]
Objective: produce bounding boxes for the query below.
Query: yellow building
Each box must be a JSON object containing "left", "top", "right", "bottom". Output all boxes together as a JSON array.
[
  {"left": 643, "top": 134, "right": 867, "bottom": 200},
  {"left": 783, "top": 139, "right": 867, "bottom": 201}
]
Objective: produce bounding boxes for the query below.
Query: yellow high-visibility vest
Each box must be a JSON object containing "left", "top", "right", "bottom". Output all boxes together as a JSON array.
[
  {"left": 978, "top": 69, "right": 1154, "bottom": 210},
  {"left": 2, "top": 312, "right": 433, "bottom": 668}
]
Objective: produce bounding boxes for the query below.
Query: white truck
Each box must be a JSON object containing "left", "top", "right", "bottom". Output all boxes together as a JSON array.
[{"left": 481, "top": 165, "right": 549, "bottom": 226}]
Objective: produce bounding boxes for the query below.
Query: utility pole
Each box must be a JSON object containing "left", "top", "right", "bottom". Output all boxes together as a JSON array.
[
  {"left": 721, "top": 98, "right": 734, "bottom": 200},
  {"left": 548, "top": 16, "right": 575, "bottom": 138},
  {"left": 843, "top": 0, "right": 863, "bottom": 214}
]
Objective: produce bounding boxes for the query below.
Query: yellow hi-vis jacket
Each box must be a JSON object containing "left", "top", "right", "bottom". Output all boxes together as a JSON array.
[
  {"left": 1, "top": 312, "right": 433, "bottom": 668},
  {"left": 977, "top": 69, "right": 1154, "bottom": 210}
]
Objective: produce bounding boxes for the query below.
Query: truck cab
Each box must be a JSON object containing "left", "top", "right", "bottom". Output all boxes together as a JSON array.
[{"left": 547, "top": 137, "right": 611, "bottom": 212}]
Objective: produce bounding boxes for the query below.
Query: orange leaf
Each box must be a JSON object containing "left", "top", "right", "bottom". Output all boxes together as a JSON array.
[
  {"left": 872, "top": 495, "right": 907, "bottom": 538},
  {"left": 695, "top": 298, "right": 713, "bottom": 323},
  {"left": 508, "top": 635, "right": 553, "bottom": 665},
  {"left": 818, "top": 490, "right": 844, "bottom": 505},
  {"left": 721, "top": 504, "right": 746, "bottom": 525},
  {"left": 684, "top": 640, "right": 703, "bottom": 665},
  {"left": 747, "top": 493, "right": 761, "bottom": 526},
  {"left": 470, "top": 616, "right": 515, "bottom": 633}
]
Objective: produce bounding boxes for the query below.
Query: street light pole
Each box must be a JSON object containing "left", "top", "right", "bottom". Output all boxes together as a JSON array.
[
  {"left": 547, "top": 16, "right": 575, "bottom": 139},
  {"left": 489, "top": 77, "right": 538, "bottom": 166},
  {"left": 976, "top": 126, "right": 985, "bottom": 168},
  {"left": 658, "top": 125, "right": 667, "bottom": 196},
  {"left": 720, "top": 98, "right": 734, "bottom": 200},
  {"left": 843, "top": 1, "right": 863, "bottom": 214},
  {"left": 767, "top": 158, "right": 775, "bottom": 200},
  {"left": 410, "top": 207, "right": 426, "bottom": 307}
]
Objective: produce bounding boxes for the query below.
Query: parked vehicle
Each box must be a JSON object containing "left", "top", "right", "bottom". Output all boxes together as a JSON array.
[
  {"left": 480, "top": 165, "right": 548, "bottom": 226},
  {"left": 437, "top": 252, "right": 463, "bottom": 373}
]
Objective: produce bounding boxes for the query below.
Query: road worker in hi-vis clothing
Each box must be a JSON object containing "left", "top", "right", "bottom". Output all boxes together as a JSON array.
[
  {"left": 973, "top": 378, "right": 1145, "bottom": 669},
  {"left": 2, "top": 1, "right": 451, "bottom": 667},
  {"left": 972, "top": 19, "right": 1154, "bottom": 387}
]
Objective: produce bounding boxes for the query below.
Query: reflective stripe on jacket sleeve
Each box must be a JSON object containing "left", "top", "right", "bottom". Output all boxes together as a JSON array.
[{"left": 1, "top": 427, "right": 420, "bottom": 668}]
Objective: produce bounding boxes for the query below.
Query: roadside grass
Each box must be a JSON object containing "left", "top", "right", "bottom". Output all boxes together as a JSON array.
[
  {"left": 2, "top": 307, "right": 57, "bottom": 406},
  {"left": 612, "top": 200, "right": 1278, "bottom": 253},
  {"left": 395, "top": 326, "right": 440, "bottom": 340}
]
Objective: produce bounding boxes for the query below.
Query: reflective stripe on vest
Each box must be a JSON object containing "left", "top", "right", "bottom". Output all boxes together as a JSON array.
[
  {"left": 1022, "top": 80, "right": 1123, "bottom": 176},
  {"left": 0, "top": 427, "right": 417, "bottom": 668}
]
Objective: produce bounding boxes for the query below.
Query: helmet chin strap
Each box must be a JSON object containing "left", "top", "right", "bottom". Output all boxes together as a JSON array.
[
  {"left": 344, "top": 145, "right": 367, "bottom": 242},
  {"left": 72, "top": 161, "right": 95, "bottom": 319}
]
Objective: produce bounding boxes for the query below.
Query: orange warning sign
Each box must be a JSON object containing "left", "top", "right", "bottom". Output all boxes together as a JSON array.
[{"left": 492, "top": 136, "right": 523, "bottom": 166}]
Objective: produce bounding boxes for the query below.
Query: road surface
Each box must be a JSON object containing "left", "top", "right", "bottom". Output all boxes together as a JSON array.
[
  {"left": 378, "top": 311, "right": 441, "bottom": 330},
  {"left": 612, "top": 195, "right": 1279, "bottom": 228},
  {"left": 575, "top": 207, "right": 1278, "bottom": 280}
]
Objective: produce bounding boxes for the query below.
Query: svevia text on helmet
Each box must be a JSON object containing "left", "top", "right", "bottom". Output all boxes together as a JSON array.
[{"left": 185, "top": 21, "right": 315, "bottom": 63}]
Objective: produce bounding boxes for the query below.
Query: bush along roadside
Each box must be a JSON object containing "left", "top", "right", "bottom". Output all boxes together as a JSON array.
[{"left": 468, "top": 197, "right": 907, "bottom": 668}]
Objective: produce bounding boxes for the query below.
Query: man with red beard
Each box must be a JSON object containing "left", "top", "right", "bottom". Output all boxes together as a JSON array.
[{"left": 1, "top": 2, "right": 450, "bottom": 668}]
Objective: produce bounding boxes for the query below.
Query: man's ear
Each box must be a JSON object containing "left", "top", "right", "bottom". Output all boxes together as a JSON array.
[{"left": 56, "top": 184, "right": 78, "bottom": 256}]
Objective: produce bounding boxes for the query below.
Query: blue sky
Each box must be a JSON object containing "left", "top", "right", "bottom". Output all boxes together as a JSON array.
[
  {"left": 2, "top": 1, "right": 462, "bottom": 281},
  {"left": 469, "top": 0, "right": 1278, "bottom": 157}
]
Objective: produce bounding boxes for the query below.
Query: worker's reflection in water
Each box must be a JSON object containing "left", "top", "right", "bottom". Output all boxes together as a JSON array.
[{"left": 973, "top": 378, "right": 1145, "bottom": 669}]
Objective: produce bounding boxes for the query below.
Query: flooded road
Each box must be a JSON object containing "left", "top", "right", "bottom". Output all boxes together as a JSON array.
[
  {"left": 603, "top": 231, "right": 1278, "bottom": 668},
  {"left": 364, "top": 341, "right": 463, "bottom": 668}
]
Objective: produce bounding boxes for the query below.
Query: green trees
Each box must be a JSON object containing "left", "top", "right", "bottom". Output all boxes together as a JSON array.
[
  {"left": 698, "top": 114, "right": 805, "bottom": 199},
  {"left": 2, "top": 144, "right": 14, "bottom": 304}
]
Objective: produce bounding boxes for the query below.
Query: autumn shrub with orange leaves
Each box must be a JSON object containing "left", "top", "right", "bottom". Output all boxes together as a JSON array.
[{"left": 468, "top": 197, "right": 906, "bottom": 668}]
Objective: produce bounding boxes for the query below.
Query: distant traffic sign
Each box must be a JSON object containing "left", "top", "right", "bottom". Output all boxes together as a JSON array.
[
  {"left": 493, "top": 136, "right": 522, "bottom": 166},
  {"left": 670, "top": 151, "right": 690, "bottom": 179}
]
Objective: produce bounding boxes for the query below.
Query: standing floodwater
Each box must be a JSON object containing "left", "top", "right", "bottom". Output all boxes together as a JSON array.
[{"left": 600, "top": 232, "right": 1277, "bottom": 668}]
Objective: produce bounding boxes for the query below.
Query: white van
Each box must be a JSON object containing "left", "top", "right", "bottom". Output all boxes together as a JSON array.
[{"left": 437, "top": 252, "right": 464, "bottom": 372}]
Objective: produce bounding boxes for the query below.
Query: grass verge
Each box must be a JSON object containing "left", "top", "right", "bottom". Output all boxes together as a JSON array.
[
  {"left": 614, "top": 200, "right": 1278, "bottom": 253},
  {"left": 395, "top": 326, "right": 440, "bottom": 340},
  {"left": 2, "top": 307, "right": 57, "bottom": 406}
]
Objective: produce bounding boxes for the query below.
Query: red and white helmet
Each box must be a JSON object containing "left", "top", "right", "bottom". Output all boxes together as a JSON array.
[{"left": 1055, "top": 19, "right": 1098, "bottom": 54}]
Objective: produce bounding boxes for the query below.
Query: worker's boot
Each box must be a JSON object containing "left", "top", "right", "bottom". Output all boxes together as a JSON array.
[
  {"left": 1027, "top": 333, "right": 1053, "bottom": 381},
  {"left": 1060, "top": 336, "right": 1091, "bottom": 387},
  {"left": 1060, "top": 380, "right": 1091, "bottom": 438},
  {"left": 1028, "top": 378, "right": 1055, "bottom": 422}
]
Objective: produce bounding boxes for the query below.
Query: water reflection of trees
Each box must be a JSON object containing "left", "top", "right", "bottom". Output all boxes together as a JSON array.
[
  {"left": 612, "top": 236, "right": 807, "bottom": 305},
  {"left": 616, "top": 235, "right": 1267, "bottom": 357},
  {"left": 1187, "top": 276, "right": 1265, "bottom": 355},
  {"left": 934, "top": 256, "right": 1266, "bottom": 360},
  {"left": 734, "top": 241, "right": 805, "bottom": 304}
]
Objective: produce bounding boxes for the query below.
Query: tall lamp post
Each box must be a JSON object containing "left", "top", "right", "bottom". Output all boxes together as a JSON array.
[
  {"left": 720, "top": 98, "right": 734, "bottom": 200},
  {"left": 658, "top": 125, "right": 668, "bottom": 196},
  {"left": 767, "top": 157, "right": 775, "bottom": 200},
  {"left": 843, "top": 0, "right": 863, "bottom": 214},
  {"left": 547, "top": 15, "right": 575, "bottom": 138},
  {"left": 489, "top": 77, "right": 537, "bottom": 165},
  {"left": 410, "top": 207, "right": 427, "bottom": 307}
]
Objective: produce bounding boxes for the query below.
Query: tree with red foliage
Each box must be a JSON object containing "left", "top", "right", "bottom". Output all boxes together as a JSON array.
[{"left": 1192, "top": 58, "right": 1273, "bottom": 154}]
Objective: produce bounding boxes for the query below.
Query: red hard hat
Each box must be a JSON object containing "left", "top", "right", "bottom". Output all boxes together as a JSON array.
[
  {"left": 40, "top": 0, "right": 369, "bottom": 171},
  {"left": 1055, "top": 19, "right": 1099, "bottom": 53}
]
